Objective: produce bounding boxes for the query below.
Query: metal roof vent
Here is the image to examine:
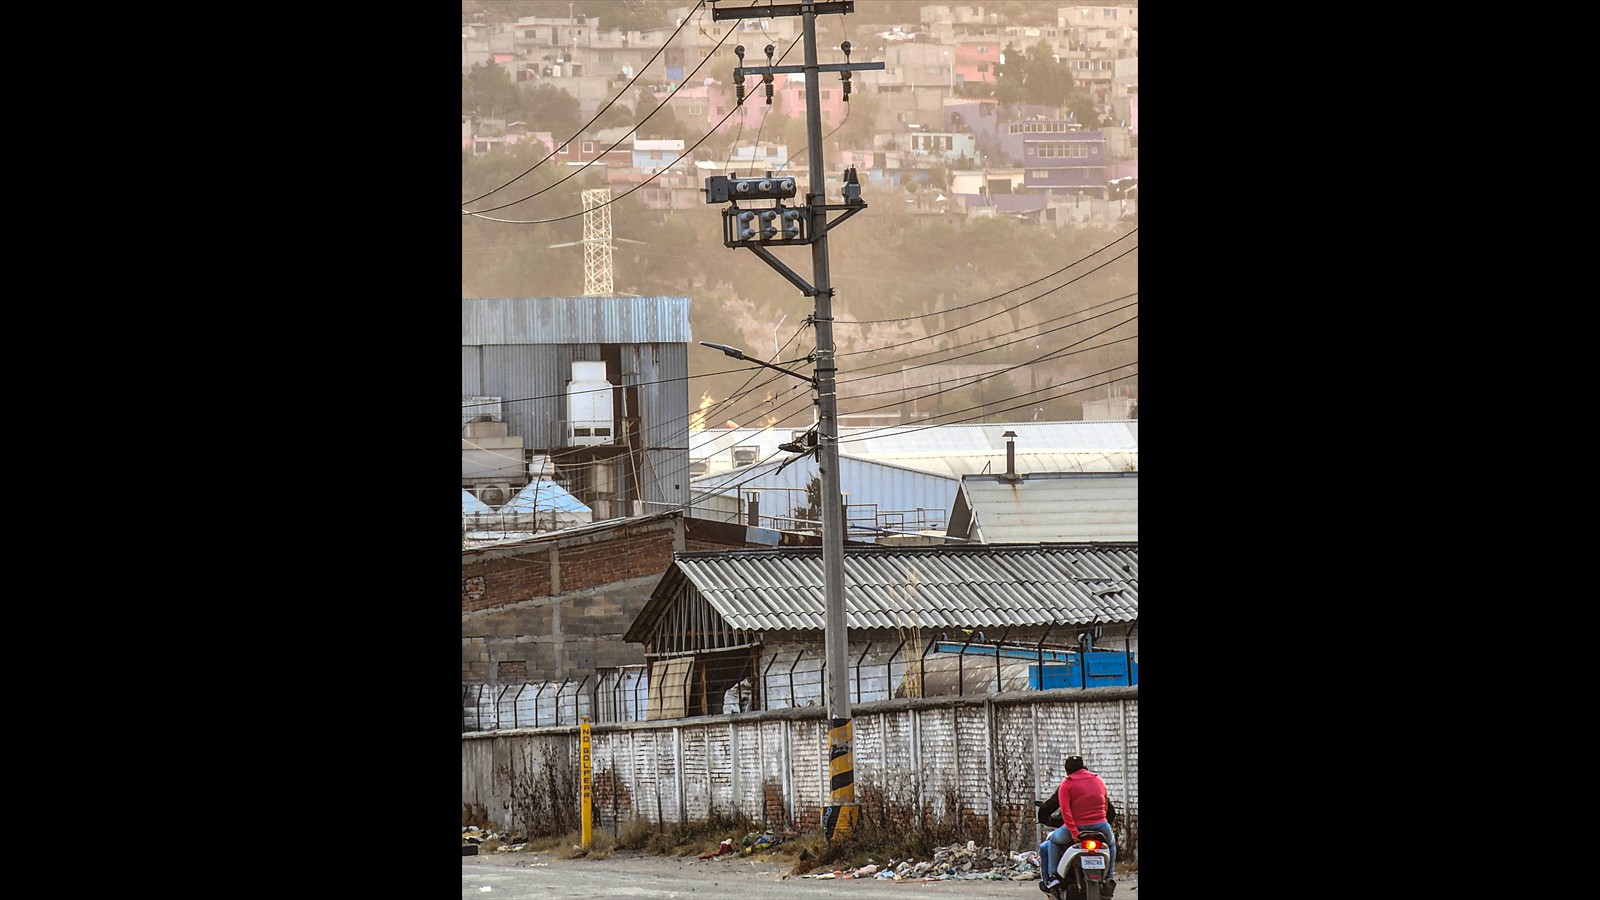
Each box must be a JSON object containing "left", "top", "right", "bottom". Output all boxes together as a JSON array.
[{"left": 999, "top": 430, "right": 1022, "bottom": 483}]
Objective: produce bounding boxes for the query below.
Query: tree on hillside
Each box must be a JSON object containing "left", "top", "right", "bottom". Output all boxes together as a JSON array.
[
  {"left": 592, "top": 99, "right": 635, "bottom": 133},
  {"left": 592, "top": 0, "right": 670, "bottom": 32},
  {"left": 526, "top": 83, "right": 583, "bottom": 139},
  {"left": 831, "top": 90, "right": 880, "bottom": 151},
  {"left": 464, "top": 61, "right": 524, "bottom": 118},
  {"left": 993, "top": 41, "right": 1077, "bottom": 107},
  {"left": 633, "top": 91, "right": 686, "bottom": 140}
]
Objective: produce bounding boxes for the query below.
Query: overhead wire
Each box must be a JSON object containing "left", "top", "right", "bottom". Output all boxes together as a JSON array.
[
  {"left": 842, "top": 228, "right": 1136, "bottom": 325},
  {"left": 466, "top": 365, "right": 1139, "bottom": 547},
  {"left": 461, "top": 0, "right": 708, "bottom": 208},
  {"left": 463, "top": 7, "right": 756, "bottom": 219},
  {"left": 462, "top": 234, "right": 1136, "bottom": 421},
  {"left": 843, "top": 292, "right": 1138, "bottom": 375}
]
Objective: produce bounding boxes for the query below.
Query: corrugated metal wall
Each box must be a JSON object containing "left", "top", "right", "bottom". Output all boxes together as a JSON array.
[
  {"left": 462, "top": 688, "right": 1138, "bottom": 851},
  {"left": 463, "top": 296, "right": 692, "bottom": 345},
  {"left": 461, "top": 297, "right": 692, "bottom": 514},
  {"left": 624, "top": 344, "right": 690, "bottom": 515}
]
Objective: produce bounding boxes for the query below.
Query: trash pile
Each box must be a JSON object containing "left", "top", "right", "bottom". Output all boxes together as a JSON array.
[
  {"left": 462, "top": 826, "right": 526, "bottom": 851},
  {"left": 800, "top": 840, "right": 1042, "bottom": 882}
]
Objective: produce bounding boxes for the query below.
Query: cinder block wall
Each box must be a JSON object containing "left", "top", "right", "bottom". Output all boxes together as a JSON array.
[{"left": 462, "top": 687, "right": 1138, "bottom": 855}]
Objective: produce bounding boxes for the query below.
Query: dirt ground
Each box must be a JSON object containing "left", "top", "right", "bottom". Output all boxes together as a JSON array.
[{"left": 462, "top": 847, "right": 1137, "bottom": 899}]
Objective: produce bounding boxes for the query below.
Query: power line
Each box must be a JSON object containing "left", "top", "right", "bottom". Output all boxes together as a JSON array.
[
  {"left": 843, "top": 228, "right": 1136, "bottom": 325},
  {"left": 463, "top": 5, "right": 748, "bottom": 218},
  {"left": 461, "top": 0, "right": 709, "bottom": 208}
]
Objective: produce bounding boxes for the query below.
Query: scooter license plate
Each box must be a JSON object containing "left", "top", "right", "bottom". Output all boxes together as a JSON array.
[{"left": 1080, "top": 856, "right": 1107, "bottom": 869}]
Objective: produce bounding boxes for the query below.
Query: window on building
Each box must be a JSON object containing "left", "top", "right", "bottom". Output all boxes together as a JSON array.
[
  {"left": 1031, "top": 170, "right": 1049, "bottom": 179},
  {"left": 558, "top": 143, "right": 570, "bottom": 155},
  {"left": 821, "top": 90, "right": 831, "bottom": 100},
  {"left": 582, "top": 141, "right": 594, "bottom": 153},
  {"left": 688, "top": 104, "right": 704, "bottom": 116},
  {"left": 1104, "top": 8, "right": 1117, "bottom": 18},
  {"left": 650, "top": 150, "right": 662, "bottom": 159}
]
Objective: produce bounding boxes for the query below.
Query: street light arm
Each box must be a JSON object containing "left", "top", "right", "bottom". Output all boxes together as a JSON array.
[{"left": 698, "top": 341, "right": 817, "bottom": 386}]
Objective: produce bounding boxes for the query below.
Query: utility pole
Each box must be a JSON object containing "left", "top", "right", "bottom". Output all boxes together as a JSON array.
[{"left": 705, "top": 0, "right": 882, "bottom": 842}]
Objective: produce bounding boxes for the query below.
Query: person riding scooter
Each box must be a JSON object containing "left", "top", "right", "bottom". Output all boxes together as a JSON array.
[{"left": 1036, "top": 755, "right": 1117, "bottom": 895}]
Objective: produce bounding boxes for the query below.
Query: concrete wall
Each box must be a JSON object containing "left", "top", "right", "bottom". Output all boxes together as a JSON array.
[{"left": 462, "top": 686, "right": 1137, "bottom": 854}]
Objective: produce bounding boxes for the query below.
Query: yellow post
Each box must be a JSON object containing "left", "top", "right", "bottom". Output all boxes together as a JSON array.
[
  {"left": 824, "top": 717, "right": 858, "bottom": 840},
  {"left": 580, "top": 719, "right": 593, "bottom": 849}
]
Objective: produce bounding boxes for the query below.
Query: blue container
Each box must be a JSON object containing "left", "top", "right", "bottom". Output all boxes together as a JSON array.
[{"left": 1029, "top": 653, "right": 1138, "bottom": 689}]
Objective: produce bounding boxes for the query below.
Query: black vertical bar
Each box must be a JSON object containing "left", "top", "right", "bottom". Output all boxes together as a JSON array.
[
  {"left": 885, "top": 638, "right": 905, "bottom": 700},
  {"left": 1125, "top": 621, "right": 1136, "bottom": 685}
]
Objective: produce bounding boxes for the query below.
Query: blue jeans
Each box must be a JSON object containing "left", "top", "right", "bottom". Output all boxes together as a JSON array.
[{"left": 1039, "top": 820, "right": 1115, "bottom": 887}]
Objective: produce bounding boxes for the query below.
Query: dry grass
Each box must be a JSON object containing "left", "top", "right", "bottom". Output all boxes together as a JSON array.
[
  {"left": 514, "top": 829, "right": 615, "bottom": 859},
  {"left": 614, "top": 817, "right": 656, "bottom": 851},
  {"left": 630, "top": 809, "right": 762, "bottom": 858}
]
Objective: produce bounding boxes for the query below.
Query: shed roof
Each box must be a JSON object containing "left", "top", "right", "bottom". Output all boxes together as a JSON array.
[
  {"left": 948, "top": 472, "right": 1137, "bottom": 543},
  {"left": 624, "top": 542, "right": 1136, "bottom": 643}
]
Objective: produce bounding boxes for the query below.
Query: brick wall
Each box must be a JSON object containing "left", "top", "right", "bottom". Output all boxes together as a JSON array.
[{"left": 461, "top": 514, "right": 762, "bottom": 694}]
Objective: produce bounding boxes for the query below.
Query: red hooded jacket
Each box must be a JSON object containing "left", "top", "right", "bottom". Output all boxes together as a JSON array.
[{"left": 1056, "top": 768, "right": 1109, "bottom": 840}]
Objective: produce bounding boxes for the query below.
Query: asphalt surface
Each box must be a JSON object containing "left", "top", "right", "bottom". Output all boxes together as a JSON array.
[{"left": 461, "top": 848, "right": 1138, "bottom": 899}]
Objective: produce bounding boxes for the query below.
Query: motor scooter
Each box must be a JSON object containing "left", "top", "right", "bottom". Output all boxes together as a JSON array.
[{"left": 1036, "top": 801, "right": 1116, "bottom": 900}]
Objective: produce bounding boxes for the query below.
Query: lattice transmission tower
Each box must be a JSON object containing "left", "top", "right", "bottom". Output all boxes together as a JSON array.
[{"left": 581, "top": 188, "right": 613, "bottom": 296}]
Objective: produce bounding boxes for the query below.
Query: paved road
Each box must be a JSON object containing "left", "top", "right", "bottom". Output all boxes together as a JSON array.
[{"left": 461, "top": 849, "right": 1137, "bottom": 899}]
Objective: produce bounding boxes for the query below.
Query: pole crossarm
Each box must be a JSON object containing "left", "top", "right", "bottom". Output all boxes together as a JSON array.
[
  {"left": 734, "top": 62, "right": 884, "bottom": 77},
  {"left": 711, "top": 1, "right": 856, "bottom": 19}
]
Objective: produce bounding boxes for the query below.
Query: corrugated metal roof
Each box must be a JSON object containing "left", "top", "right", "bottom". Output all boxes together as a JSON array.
[
  {"left": 869, "top": 451, "right": 1136, "bottom": 479},
  {"left": 627, "top": 543, "right": 1136, "bottom": 641},
  {"left": 951, "top": 472, "right": 1137, "bottom": 543},
  {"left": 689, "top": 424, "right": 1138, "bottom": 483},
  {"left": 462, "top": 296, "right": 692, "bottom": 344}
]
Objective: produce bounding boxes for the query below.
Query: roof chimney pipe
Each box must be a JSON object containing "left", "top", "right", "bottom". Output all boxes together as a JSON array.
[{"left": 1000, "top": 430, "right": 1021, "bottom": 483}]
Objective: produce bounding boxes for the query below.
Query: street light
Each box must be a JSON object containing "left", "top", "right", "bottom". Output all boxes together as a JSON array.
[{"left": 699, "top": 341, "right": 817, "bottom": 386}]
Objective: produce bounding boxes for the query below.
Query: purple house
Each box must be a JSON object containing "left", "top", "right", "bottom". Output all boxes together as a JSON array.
[{"left": 1017, "top": 129, "right": 1111, "bottom": 194}]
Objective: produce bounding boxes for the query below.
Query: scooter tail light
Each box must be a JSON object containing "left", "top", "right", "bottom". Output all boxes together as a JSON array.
[{"left": 1082, "top": 840, "right": 1099, "bottom": 851}]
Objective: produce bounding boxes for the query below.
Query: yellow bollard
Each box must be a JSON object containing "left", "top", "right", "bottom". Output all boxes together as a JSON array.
[{"left": 580, "top": 719, "right": 592, "bottom": 849}]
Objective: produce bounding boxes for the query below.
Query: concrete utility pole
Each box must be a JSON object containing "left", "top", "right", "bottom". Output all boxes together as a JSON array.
[{"left": 704, "top": 0, "right": 882, "bottom": 842}]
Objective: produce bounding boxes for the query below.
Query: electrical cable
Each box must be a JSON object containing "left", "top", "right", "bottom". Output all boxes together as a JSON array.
[
  {"left": 462, "top": 0, "right": 708, "bottom": 207},
  {"left": 843, "top": 293, "right": 1138, "bottom": 375},
  {"left": 464, "top": 8, "right": 751, "bottom": 218},
  {"left": 842, "top": 228, "right": 1136, "bottom": 325}
]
